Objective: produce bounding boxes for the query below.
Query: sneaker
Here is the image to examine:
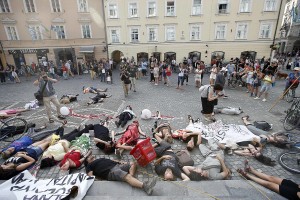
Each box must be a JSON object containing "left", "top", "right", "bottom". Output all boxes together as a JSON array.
[
  {"left": 223, "top": 95, "right": 228, "bottom": 99},
  {"left": 254, "top": 97, "right": 260, "bottom": 100},
  {"left": 262, "top": 98, "right": 267, "bottom": 102},
  {"left": 246, "top": 90, "right": 249, "bottom": 93},
  {"left": 133, "top": 90, "right": 136, "bottom": 92},
  {"left": 143, "top": 177, "right": 157, "bottom": 195}
]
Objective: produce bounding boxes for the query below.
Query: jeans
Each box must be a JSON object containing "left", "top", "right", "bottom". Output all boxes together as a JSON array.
[
  {"left": 177, "top": 76, "right": 184, "bottom": 86},
  {"left": 100, "top": 73, "right": 106, "bottom": 82},
  {"left": 43, "top": 95, "right": 61, "bottom": 120}
]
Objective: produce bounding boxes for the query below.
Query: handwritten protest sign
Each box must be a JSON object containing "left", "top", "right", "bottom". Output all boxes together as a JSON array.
[
  {"left": 186, "top": 120, "right": 260, "bottom": 144},
  {"left": 0, "top": 170, "right": 94, "bottom": 200}
]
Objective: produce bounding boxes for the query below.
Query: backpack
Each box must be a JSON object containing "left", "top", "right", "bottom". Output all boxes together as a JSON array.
[
  {"left": 176, "top": 150, "right": 194, "bottom": 168},
  {"left": 253, "top": 121, "right": 272, "bottom": 131}
]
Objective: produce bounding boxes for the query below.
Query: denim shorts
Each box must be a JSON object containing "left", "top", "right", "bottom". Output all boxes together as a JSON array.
[
  {"left": 27, "top": 145, "right": 43, "bottom": 160},
  {"left": 260, "top": 84, "right": 272, "bottom": 92}
]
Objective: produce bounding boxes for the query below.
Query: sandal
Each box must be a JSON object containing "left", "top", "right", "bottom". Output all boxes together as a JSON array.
[
  {"left": 49, "top": 119, "right": 54, "bottom": 123},
  {"left": 188, "top": 115, "right": 193, "bottom": 121},
  {"left": 237, "top": 169, "right": 249, "bottom": 180},
  {"left": 241, "top": 115, "right": 249, "bottom": 121}
]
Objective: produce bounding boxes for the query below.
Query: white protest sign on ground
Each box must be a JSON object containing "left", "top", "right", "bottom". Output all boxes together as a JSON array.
[
  {"left": 0, "top": 170, "right": 94, "bottom": 200},
  {"left": 186, "top": 120, "right": 260, "bottom": 144}
]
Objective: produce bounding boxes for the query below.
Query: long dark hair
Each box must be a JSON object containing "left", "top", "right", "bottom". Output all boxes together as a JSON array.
[
  {"left": 0, "top": 165, "right": 18, "bottom": 180},
  {"left": 255, "top": 155, "right": 276, "bottom": 166}
]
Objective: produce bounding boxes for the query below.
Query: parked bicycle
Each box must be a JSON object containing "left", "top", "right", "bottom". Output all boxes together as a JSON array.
[
  {"left": 284, "top": 87, "right": 297, "bottom": 103},
  {"left": 0, "top": 117, "right": 28, "bottom": 142},
  {"left": 283, "top": 97, "right": 300, "bottom": 131}
]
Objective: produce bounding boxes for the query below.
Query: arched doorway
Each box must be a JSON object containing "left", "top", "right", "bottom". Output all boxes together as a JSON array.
[
  {"left": 240, "top": 51, "right": 257, "bottom": 62},
  {"left": 111, "top": 50, "right": 124, "bottom": 63},
  {"left": 211, "top": 51, "right": 225, "bottom": 65},
  {"left": 164, "top": 52, "right": 176, "bottom": 64},
  {"left": 137, "top": 52, "right": 148, "bottom": 63},
  {"left": 293, "top": 40, "right": 300, "bottom": 52},
  {"left": 54, "top": 48, "right": 75, "bottom": 66},
  {"left": 152, "top": 52, "right": 161, "bottom": 63},
  {"left": 189, "top": 51, "right": 201, "bottom": 66}
]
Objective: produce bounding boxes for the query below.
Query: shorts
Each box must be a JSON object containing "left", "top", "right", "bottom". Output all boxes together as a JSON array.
[
  {"left": 129, "top": 77, "right": 136, "bottom": 84},
  {"left": 247, "top": 78, "right": 254, "bottom": 84},
  {"left": 279, "top": 179, "right": 300, "bottom": 200},
  {"left": 107, "top": 163, "right": 130, "bottom": 181},
  {"left": 27, "top": 145, "right": 43, "bottom": 160},
  {"left": 154, "top": 141, "right": 172, "bottom": 157},
  {"left": 260, "top": 84, "right": 272, "bottom": 93}
]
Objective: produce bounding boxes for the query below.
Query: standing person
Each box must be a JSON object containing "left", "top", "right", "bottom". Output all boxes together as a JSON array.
[
  {"left": 100, "top": 64, "right": 106, "bottom": 82},
  {"left": 65, "top": 60, "right": 74, "bottom": 78},
  {"left": 252, "top": 69, "right": 263, "bottom": 98},
  {"left": 246, "top": 66, "right": 255, "bottom": 96},
  {"left": 210, "top": 64, "right": 218, "bottom": 85},
  {"left": 149, "top": 62, "right": 155, "bottom": 82},
  {"left": 199, "top": 84, "right": 223, "bottom": 122},
  {"left": 0, "top": 65, "right": 6, "bottom": 83},
  {"left": 11, "top": 66, "right": 20, "bottom": 83},
  {"left": 62, "top": 63, "right": 68, "bottom": 80},
  {"left": 254, "top": 71, "right": 275, "bottom": 102},
  {"left": 128, "top": 63, "right": 137, "bottom": 92},
  {"left": 33, "top": 73, "right": 65, "bottom": 123},
  {"left": 183, "top": 65, "right": 189, "bottom": 85},
  {"left": 194, "top": 64, "right": 202, "bottom": 88},
  {"left": 120, "top": 69, "right": 131, "bottom": 97},
  {"left": 90, "top": 62, "right": 96, "bottom": 80},
  {"left": 283, "top": 67, "right": 300, "bottom": 97},
  {"left": 215, "top": 68, "right": 227, "bottom": 98},
  {"left": 141, "top": 60, "right": 148, "bottom": 76},
  {"left": 199, "top": 61, "right": 206, "bottom": 84},
  {"left": 153, "top": 63, "right": 159, "bottom": 86},
  {"left": 106, "top": 67, "right": 113, "bottom": 84},
  {"left": 165, "top": 65, "right": 172, "bottom": 86},
  {"left": 161, "top": 61, "right": 168, "bottom": 85},
  {"left": 176, "top": 63, "right": 184, "bottom": 89},
  {"left": 226, "top": 61, "right": 235, "bottom": 80}
]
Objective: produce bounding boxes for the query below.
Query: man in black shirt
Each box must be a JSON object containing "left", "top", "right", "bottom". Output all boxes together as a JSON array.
[
  {"left": 85, "top": 156, "right": 157, "bottom": 195},
  {"left": 93, "top": 120, "right": 116, "bottom": 154}
]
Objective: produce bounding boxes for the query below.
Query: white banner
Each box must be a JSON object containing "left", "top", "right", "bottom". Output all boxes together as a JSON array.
[
  {"left": 186, "top": 120, "right": 260, "bottom": 144},
  {"left": 0, "top": 170, "right": 94, "bottom": 200}
]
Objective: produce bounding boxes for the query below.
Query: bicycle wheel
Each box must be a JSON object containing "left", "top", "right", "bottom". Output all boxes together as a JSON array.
[
  {"left": 283, "top": 110, "right": 299, "bottom": 131},
  {"left": 279, "top": 151, "right": 300, "bottom": 174},
  {"left": 285, "top": 89, "right": 293, "bottom": 103},
  {"left": 0, "top": 118, "right": 28, "bottom": 142}
]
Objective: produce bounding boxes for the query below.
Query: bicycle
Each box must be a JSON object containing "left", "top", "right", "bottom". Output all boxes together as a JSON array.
[
  {"left": 284, "top": 87, "right": 296, "bottom": 103},
  {"left": 283, "top": 97, "right": 300, "bottom": 131},
  {"left": 0, "top": 117, "right": 28, "bottom": 142},
  {"left": 278, "top": 138, "right": 300, "bottom": 174}
]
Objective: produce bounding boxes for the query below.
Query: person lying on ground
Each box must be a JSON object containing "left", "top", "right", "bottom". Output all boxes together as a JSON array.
[
  {"left": 153, "top": 134, "right": 190, "bottom": 181},
  {"left": 87, "top": 93, "right": 112, "bottom": 105},
  {"left": 237, "top": 161, "right": 299, "bottom": 200},
  {"left": 115, "top": 121, "right": 146, "bottom": 157},
  {"left": 40, "top": 124, "right": 93, "bottom": 168},
  {"left": 60, "top": 94, "right": 79, "bottom": 104},
  {"left": 0, "top": 137, "right": 51, "bottom": 180},
  {"left": 152, "top": 120, "right": 174, "bottom": 144},
  {"left": 93, "top": 119, "right": 116, "bottom": 154},
  {"left": 84, "top": 155, "right": 157, "bottom": 195},
  {"left": 182, "top": 137, "right": 231, "bottom": 180},
  {"left": 0, "top": 108, "right": 30, "bottom": 119},
  {"left": 115, "top": 105, "right": 136, "bottom": 128},
  {"left": 1, "top": 126, "right": 65, "bottom": 159},
  {"left": 213, "top": 106, "right": 243, "bottom": 115},
  {"left": 82, "top": 86, "right": 107, "bottom": 94}
]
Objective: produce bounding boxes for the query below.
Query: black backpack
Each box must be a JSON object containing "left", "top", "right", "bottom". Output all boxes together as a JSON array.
[{"left": 253, "top": 121, "right": 272, "bottom": 131}]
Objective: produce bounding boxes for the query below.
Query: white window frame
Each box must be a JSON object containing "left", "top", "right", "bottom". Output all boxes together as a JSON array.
[
  {"left": 23, "top": 0, "right": 36, "bottom": 13},
  {"left": 191, "top": 0, "right": 202, "bottom": 15},
  {"left": 53, "top": 25, "right": 66, "bottom": 39},
  {"left": 259, "top": 22, "right": 272, "bottom": 39},
  {"left": 5, "top": 26, "right": 19, "bottom": 40},
  {"left": 147, "top": 0, "right": 157, "bottom": 17},
  {"left": 165, "top": 0, "right": 176, "bottom": 16},
  {"left": 0, "top": 0, "right": 11, "bottom": 13},
  {"left": 218, "top": 0, "right": 229, "bottom": 14},
  {"left": 190, "top": 24, "right": 201, "bottom": 40},
  {"left": 110, "top": 28, "right": 121, "bottom": 43},
  {"left": 77, "top": 0, "right": 89, "bottom": 12},
  {"left": 147, "top": 26, "right": 158, "bottom": 42},
  {"left": 28, "top": 25, "right": 43, "bottom": 40},
  {"left": 108, "top": 3, "right": 118, "bottom": 18},
  {"left": 130, "top": 27, "right": 140, "bottom": 43},
  {"left": 239, "top": 0, "right": 251, "bottom": 13},
  {"left": 264, "top": 0, "right": 277, "bottom": 11},
  {"left": 235, "top": 22, "right": 248, "bottom": 39},
  {"left": 81, "top": 24, "right": 92, "bottom": 39},
  {"left": 50, "top": 0, "right": 61, "bottom": 12},
  {"left": 165, "top": 25, "right": 176, "bottom": 41},
  {"left": 215, "top": 23, "right": 227, "bottom": 40},
  {"left": 128, "top": 2, "right": 138, "bottom": 18}
]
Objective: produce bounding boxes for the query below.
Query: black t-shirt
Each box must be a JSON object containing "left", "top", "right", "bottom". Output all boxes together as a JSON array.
[
  {"left": 154, "top": 151, "right": 182, "bottom": 179},
  {"left": 86, "top": 158, "right": 118, "bottom": 180},
  {"left": 93, "top": 124, "right": 111, "bottom": 150}
]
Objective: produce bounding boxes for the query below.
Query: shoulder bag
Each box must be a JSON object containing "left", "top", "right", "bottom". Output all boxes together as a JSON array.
[{"left": 34, "top": 81, "right": 48, "bottom": 101}]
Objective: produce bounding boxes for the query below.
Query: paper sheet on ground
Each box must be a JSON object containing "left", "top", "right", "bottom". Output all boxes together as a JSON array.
[
  {"left": 186, "top": 120, "right": 260, "bottom": 144},
  {"left": 0, "top": 170, "right": 94, "bottom": 200}
]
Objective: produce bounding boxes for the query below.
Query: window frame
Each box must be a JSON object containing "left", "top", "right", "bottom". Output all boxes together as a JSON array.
[
  {"left": 5, "top": 25, "right": 19, "bottom": 40},
  {"left": 264, "top": 0, "right": 277, "bottom": 12},
  {"left": 77, "top": 0, "right": 89, "bottom": 12},
  {"left": 81, "top": 24, "right": 92, "bottom": 39},
  {"left": 215, "top": 23, "right": 227, "bottom": 40},
  {"left": 128, "top": 2, "right": 138, "bottom": 18},
  {"left": 108, "top": 3, "right": 118, "bottom": 19},
  {"left": 239, "top": 0, "right": 251, "bottom": 13},
  {"left": 165, "top": 25, "right": 176, "bottom": 41},
  {"left": 0, "top": 0, "right": 11, "bottom": 13},
  {"left": 23, "top": 0, "right": 36, "bottom": 13},
  {"left": 110, "top": 28, "right": 121, "bottom": 43},
  {"left": 191, "top": 0, "right": 202, "bottom": 15},
  {"left": 147, "top": 26, "right": 158, "bottom": 42},
  {"left": 218, "top": 0, "right": 229, "bottom": 14},
  {"left": 165, "top": 0, "right": 176, "bottom": 17},
  {"left": 129, "top": 26, "right": 140, "bottom": 43},
  {"left": 53, "top": 25, "right": 66, "bottom": 39},
  {"left": 259, "top": 22, "right": 273, "bottom": 39},
  {"left": 235, "top": 22, "right": 248, "bottom": 39},
  {"left": 190, "top": 24, "right": 201, "bottom": 41},
  {"left": 28, "top": 25, "right": 43, "bottom": 40},
  {"left": 147, "top": 0, "right": 157, "bottom": 17},
  {"left": 50, "top": 0, "right": 61, "bottom": 13}
]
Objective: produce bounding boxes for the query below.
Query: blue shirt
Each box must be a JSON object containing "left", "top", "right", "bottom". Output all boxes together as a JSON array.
[{"left": 1, "top": 136, "right": 33, "bottom": 155}]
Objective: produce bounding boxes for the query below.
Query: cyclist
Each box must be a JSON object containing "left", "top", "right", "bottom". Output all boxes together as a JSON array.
[{"left": 283, "top": 67, "right": 300, "bottom": 98}]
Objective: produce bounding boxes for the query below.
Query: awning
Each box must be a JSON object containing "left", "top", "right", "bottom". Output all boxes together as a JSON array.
[{"left": 79, "top": 46, "right": 94, "bottom": 53}]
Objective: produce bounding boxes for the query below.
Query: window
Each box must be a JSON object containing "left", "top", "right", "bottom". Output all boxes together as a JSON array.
[
  {"left": 5, "top": 26, "right": 18, "bottom": 40},
  {"left": 0, "top": 0, "right": 10, "bottom": 13},
  {"left": 51, "top": 0, "right": 61, "bottom": 12},
  {"left": 192, "top": 0, "right": 202, "bottom": 15},
  {"left": 128, "top": 2, "right": 138, "bottom": 18},
  {"left": 148, "top": 1, "right": 157, "bottom": 17},
  {"left": 264, "top": 0, "right": 276, "bottom": 11},
  {"left": 259, "top": 22, "right": 272, "bottom": 38},
  {"left": 236, "top": 23, "right": 248, "bottom": 39},
  {"left": 165, "top": 26, "right": 175, "bottom": 41},
  {"left": 239, "top": 0, "right": 251, "bottom": 12},
  {"left": 218, "top": 0, "right": 229, "bottom": 14},
  {"left": 109, "top": 4, "right": 118, "bottom": 18},
  {"left": 24, "top": 0, "right": 36, "bottom": 12},
  {"left": 82, "top": 24, "right": 91, "bottom": 38},
  {"left": 52, "top": 25, "right": 66, "bottom": 39},
  {"left": 190, "top": 24, "right": 201, "bottom": 40},
  {"left": 110, "top": 29, "right": 120, "bottom": 43},
  {"left": 130, "top": 27, "right": 139, "bottom": 42},
  {"left": 78, "top": 0, "right": 88, "bottom": 12},
  {"left": 28, "top": 25, "right": 42, "bottom": 40},
  {"left": 148, "top": 26, "right": 158, "bottom": 42},
  {"left": 215, "top": 24, "right": 226, "bottom": 39},
  {"left": 166, "top": 0, "right": 175, "bottom": 16}
]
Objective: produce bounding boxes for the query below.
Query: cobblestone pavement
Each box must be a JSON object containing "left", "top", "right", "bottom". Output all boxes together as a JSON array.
[{"left": 0, "top": 70, "right": 299, "bottom": 184}]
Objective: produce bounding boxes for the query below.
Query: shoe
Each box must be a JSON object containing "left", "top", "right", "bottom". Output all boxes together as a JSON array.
[
  {"left": 143, "top": 177, "right": 157, "bottom": 195},
  {"left": 246, "top": 91, "right": 249, "bottom": 93},
  {"left": 196, "top": 118, "right": 201, "bottom": 123},
  {"left": 236, "top": 169, "right": 250, "bottom": 180},
  {"left": 223, "top": 96, "right": 228, "bottom": 99},
  {"left": 133, "top": 90, "right": 136, "bottom": 92},
  {"left": 187, "top": 115, "right": 193, "bottom": 122},
  {"left": 156, "top": 111, "right": 161, "bottom": 119},
  {"left": 262, "top": 98, "right": 267, "bottom": 102},
  {"left": 58, "top": 115, "right": 66, "bottom": 120},
  {"left": 211, "top": 118, "right": 216, "bottom": 122},
  {"left": 254, "top": 97, "right": 260, "bottom": 100},
  {"left": 249, "top": 93, "right": 253, "bottom": 97},
  {"left": 49, "top": 119, "right": 54, "bottom": 123}
]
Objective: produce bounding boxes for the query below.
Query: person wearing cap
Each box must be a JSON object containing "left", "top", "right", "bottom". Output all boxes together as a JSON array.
[
  {"left": 34, "top": 72, "right": 65, "bottom": 123},
  {"left": 283, "top": 67, "right": 300, "bottom": 97}
]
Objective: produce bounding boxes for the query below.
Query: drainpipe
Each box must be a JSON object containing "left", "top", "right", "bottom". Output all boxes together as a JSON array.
[
  {"left": 101, "top": 0, "right": 109, "bottom": 59},
  {"left": 270, "top": 0, "right": 284, "bottom": 59}
]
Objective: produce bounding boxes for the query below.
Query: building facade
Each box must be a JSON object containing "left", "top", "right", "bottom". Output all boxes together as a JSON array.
[
  {"left": 279, "top": 0, "right": 300, "bottom": 53},
  {"left": 0, "top": 0, "right": 107, "bottom": 69},
  {"left": 104, "top": 0, "right": 285, "bottom": 64}
]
